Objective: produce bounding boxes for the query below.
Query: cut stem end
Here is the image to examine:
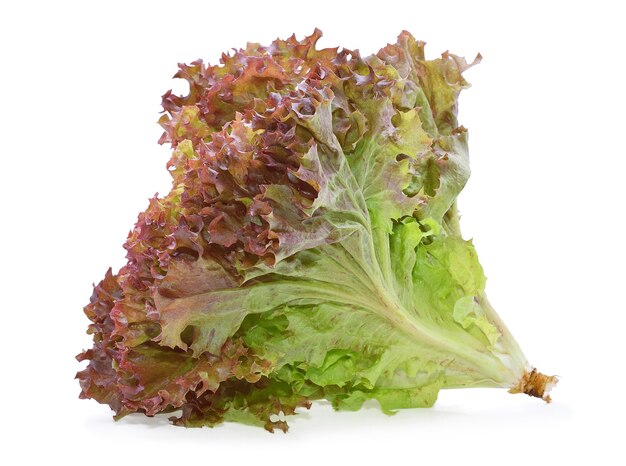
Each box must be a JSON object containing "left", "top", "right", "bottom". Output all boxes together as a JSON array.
[{"left": 509, "top": 368, "right": 558, "bottom": 403}]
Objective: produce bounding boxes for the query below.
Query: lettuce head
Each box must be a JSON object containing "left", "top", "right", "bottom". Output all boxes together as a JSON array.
[{"left": 76, "top": 30, "right": 557, "bottom": 432}]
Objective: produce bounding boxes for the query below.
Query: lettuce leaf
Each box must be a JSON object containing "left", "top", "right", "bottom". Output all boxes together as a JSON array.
[{"left": 77, "top": 29, "right": 556, "bottom": 432}]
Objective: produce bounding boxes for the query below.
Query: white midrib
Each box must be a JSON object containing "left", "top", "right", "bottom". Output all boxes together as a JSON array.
[
  {"left": 361, "top": 269, "right": 515, "bottom": 384},
  {"left": 352, "top": 219, "right": 514, "bottom": 385},
  {"left": 282, "top": 272, "right": 514, "bottom": 386}
]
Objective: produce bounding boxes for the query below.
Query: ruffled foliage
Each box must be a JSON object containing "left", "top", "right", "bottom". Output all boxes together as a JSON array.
[{"left": 77, "top": 30, "right": 536, "bottom": 433}]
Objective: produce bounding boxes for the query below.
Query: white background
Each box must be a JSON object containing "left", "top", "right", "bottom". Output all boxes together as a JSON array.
[{"left": 2, "top": 0, "right": 624, "bottom": 464}]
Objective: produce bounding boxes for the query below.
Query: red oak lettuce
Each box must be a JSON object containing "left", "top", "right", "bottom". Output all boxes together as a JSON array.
[{"left": 77, "top": 30, "right": 556, "bottom": 432}]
